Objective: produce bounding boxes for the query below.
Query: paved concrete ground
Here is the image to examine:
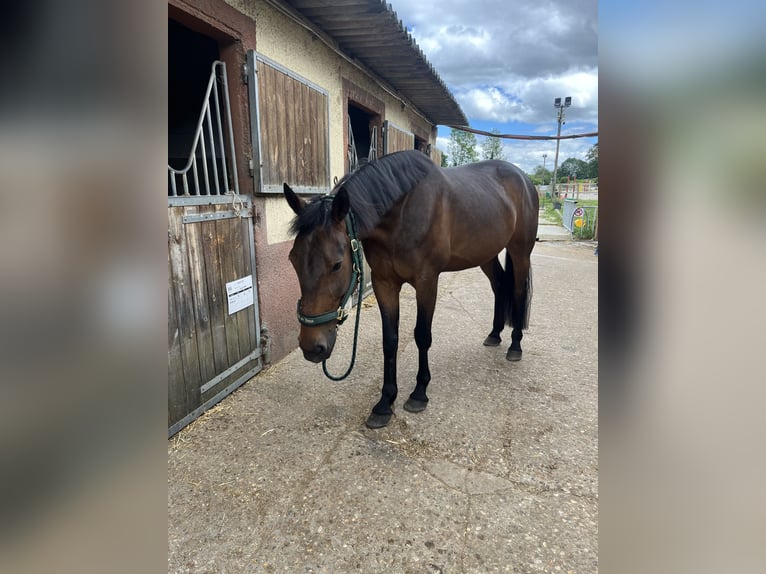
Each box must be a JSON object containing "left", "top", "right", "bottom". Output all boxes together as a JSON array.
[
  {"left": 536, "top": 223, "right": 572, "bottom": 242},
  {"left": 168, "top": 239, "right": 598, "bottom": 573},
  {"left": 537, "top": 205, "right": 575, "bottom": 242}
]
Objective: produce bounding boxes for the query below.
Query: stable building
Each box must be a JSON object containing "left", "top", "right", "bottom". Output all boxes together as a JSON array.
[{"left": 168, "top": 0, "right": 468, "bottom": 434}]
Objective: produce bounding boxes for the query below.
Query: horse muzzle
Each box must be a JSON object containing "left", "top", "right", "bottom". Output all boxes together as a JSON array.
[{"left": 299, "top": 326, "right": 336, "bottom": 363}]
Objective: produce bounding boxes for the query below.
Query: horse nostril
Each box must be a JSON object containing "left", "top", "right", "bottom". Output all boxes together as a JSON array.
[{"left": 314, "top": 343, "right": 326, "bottom": 356}]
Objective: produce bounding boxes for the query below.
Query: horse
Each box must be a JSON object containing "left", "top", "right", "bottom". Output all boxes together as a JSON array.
[{"left": 283, "top": 150, "right": 538, "bottom": 429}]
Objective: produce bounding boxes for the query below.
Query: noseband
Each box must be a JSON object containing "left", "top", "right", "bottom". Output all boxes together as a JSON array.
[{"left": 296, "top": 198, "right": 364, "bottom": 327}]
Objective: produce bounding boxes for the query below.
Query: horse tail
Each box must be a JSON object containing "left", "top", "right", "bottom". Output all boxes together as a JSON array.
[
  {"left": 503, "top": 252, "right": 533, "bottom": 330},
  {"left": 522, "top": 265, "right": 533, "bottom": 330}
]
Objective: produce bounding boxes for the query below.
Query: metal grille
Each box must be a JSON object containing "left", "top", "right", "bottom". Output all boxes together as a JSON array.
[
  {"left": 168, "top": 61, "right": 239, "bottom": 197},
  {"left": 347, "top": 114, "right": 359, "bottom": 173},
  {"left": 368, "top": 125, "right": 377, "bottom": 162},
  {"left": 348, "top": 120, "right": 378, "bottom": 173}
]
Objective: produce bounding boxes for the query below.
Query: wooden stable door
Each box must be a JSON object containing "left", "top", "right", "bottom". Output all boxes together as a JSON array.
[{"left": 168, "top": 59, "right": 261, "bottom": 436}]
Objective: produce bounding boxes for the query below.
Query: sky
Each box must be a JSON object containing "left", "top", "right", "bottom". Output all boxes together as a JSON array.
[{"left": 390, "top": 0, "right": 598, "bottom": 175}]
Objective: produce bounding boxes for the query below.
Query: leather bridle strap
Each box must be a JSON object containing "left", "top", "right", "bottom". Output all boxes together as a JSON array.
[{"left": 296, "top": 207, "right": 363, "bottom": 327}]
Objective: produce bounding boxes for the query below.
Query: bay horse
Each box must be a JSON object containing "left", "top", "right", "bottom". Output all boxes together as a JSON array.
[{"left": 283, "top": 150, "right": 538, "bottom": 429}]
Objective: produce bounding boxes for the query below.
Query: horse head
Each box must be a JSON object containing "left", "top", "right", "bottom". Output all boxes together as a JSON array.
[{"left": 283, "top": 183, "right": 356, "bottom": 363}]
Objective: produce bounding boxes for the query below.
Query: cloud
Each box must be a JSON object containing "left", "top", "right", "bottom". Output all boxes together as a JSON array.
[
  {"left": 454, "top": 71, "right": 598, "bottom": 125},
  {"left": 399, "top": 0, "right": 597, "bottom": 79},
  {"left": 394, "top": 0, "right": 598, "bottom": 134},
  {"left": 501, "top": 137, "right": 595, "bottom": 172},
  {"left": 394, "top": 0, "right": 598, "bottom": 173},
  {"left": 456, "top": 86, "right": 527, "bottom": 123}
]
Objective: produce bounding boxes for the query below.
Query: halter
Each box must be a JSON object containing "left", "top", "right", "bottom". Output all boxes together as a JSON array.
[{"left": 295, "top": 198, "right": 364, "bottom": 328}]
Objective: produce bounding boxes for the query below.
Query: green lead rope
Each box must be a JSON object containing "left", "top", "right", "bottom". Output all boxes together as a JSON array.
[
  {"left": 321, "top": 209, "right": 364, "bottom": 381},
  {"left": 322, "top": 249, "right": 364, "bottom": 381}
]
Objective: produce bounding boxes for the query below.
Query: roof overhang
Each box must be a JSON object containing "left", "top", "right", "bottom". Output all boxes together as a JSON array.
[{"left": 278, "top": 0, "right": 468, "bottom": 127}]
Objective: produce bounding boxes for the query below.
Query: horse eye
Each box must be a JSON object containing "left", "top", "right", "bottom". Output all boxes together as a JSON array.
[{"left": 331, "top": 261, "right": 342, "bottom": 273}]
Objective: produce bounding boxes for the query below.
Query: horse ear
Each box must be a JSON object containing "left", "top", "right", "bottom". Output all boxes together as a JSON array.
[
  {"left": 283, "top": 183, "right": 306, "bottom": 215},
  {"left": 332, "top": 187, "right": 350, "bottom": 223}
]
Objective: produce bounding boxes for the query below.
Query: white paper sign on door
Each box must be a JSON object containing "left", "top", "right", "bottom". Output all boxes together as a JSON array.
[{"left": 226, "top": 275, "right": 254, "bottom": 315}]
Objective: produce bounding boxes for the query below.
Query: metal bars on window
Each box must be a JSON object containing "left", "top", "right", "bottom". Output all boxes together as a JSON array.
[
  {"left": 347, "top": 114, "right": 359, "bottom": 173},
  {"left": 368, "top": 125, "right": 378, "bottom": 163},
  {"left": 348, "top": 119, "right": 378, "bottom": 173},
  {"left": 168, "top": 61, "right": 239, "bottom": 197}
]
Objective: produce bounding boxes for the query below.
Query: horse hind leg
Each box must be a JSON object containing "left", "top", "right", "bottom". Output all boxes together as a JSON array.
[
  {"left": 505, "top": 250, "right": 532, "bottom": 362},
  {"left": 480, "top": 258, "right": 505, "bottom": 347}
]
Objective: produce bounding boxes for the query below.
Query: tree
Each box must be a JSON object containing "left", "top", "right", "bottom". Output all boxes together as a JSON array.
[
  {"left": 558, "top": 157, "right": 589, "bottom": 180},
  {"left": 480, "top": 129, "right": 505, "bottom": 161},
  {"left": 440, "top": 153, "right": 449, "bottom": 168},
  {"left": 585, "top": 143, "right": 598, "bottom": 180},
  {"left": 447, "top": 128, "right": 478, "bottom": 166},
  {"left": 531, "top": 165, "right": 551, "bottom": 185}
]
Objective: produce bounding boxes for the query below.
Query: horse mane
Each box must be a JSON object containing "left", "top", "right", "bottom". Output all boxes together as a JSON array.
[{"left": 289, "top": 150, "right": 435, "bottom": 235}]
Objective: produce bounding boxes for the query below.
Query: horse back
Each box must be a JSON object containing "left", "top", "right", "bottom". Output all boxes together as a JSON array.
[
  {"left": 440, "top": 160, "right": 538, "bottom": 247},
  {"left": 361, "top": 158, "right": 538, "bottom": 278}
]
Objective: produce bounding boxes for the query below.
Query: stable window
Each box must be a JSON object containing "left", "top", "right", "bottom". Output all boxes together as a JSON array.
[
  {"left": 168, "top": 20, "right": 239, "bottom": 200},
  {"left": 414, "top": 135, "right": 431, "bottom": 155},
  {"left": 347, "top": 103, "right": 379, "bottom": 172}
]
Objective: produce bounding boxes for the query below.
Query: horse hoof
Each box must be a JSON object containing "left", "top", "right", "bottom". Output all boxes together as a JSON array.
[
  {"left": 506, "top": 349, "right": 522, "bottom": 361},
  {"left": 403, "top": 398, "right": 428, "bottom": 413},
  {"left": 365, "top": 412, "right": 392, "bottom": 429},
  {"left": 483, "top": 335, "right": 501, "bottom": 347}
]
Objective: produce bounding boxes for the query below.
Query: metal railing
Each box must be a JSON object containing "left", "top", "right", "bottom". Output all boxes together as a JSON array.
[
  {"left": 347, "top": 120, "right": 378, "bottom": 174},
  {"left": 168, "top": 61, "right": 239, "bottom": 197},
  {"left": 563, "top": 199, "right": 598, "bottom": 239},
  {"left": 562, "top": 199, "right": 578, "bottom": 232},
  {"left": 347, "top": 115, "right": 358, "bottom": 173}
]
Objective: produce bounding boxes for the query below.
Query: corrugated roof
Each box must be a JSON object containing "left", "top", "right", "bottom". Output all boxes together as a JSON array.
[{"left": 280, "top": 0, "right": 468, "bottom": 126}]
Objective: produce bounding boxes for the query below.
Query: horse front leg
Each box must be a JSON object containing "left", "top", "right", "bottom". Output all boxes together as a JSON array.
[
  {"left": 404, "top": 277, "right": 439, "bottom": 413},
  {"left": 366, "top": 279, "right": 402, "bottom": 429}
]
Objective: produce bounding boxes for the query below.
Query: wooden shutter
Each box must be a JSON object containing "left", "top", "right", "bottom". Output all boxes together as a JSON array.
[
  {"left": 248, "top": 52, "right": 330, "bottom": 194},
  {"left": 383, "top": 120, "right": 414, "bottom": 155}
]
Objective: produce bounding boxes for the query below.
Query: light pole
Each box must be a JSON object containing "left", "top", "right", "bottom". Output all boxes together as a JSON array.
[{"left": 551, "top": 96, "right": 571, "bottom": 203}]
